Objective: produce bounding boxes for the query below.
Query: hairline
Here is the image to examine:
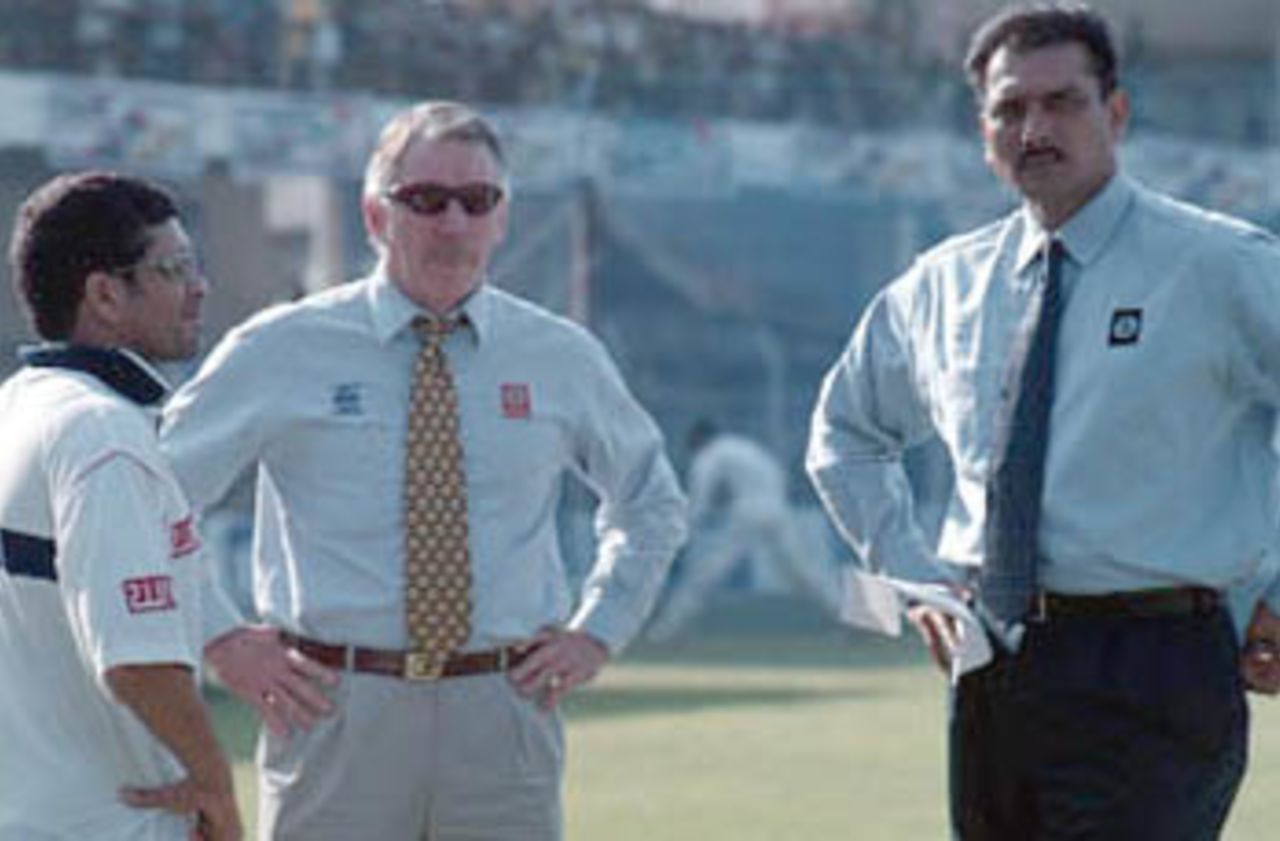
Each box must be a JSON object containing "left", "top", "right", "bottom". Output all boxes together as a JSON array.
[
  {"left": 362, "top": 105, "right": 508, "bottom": 201},
  {"left": 964, "top": 5, "right": 1119, "bottom": 105}
]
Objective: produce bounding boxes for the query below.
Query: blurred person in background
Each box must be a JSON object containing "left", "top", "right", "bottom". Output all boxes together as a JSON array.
[
  {"left": 0, "top": 172, "right": 239, "bottom": 840},
  {"left": 648, "top": 418, "right": 839, "bottom": 641},
  {"left": 808, "top": 4, "right": 1280, "bottom": 839},
  {"left": 162, "top": 100, "right": 687, "bottom": 840}
]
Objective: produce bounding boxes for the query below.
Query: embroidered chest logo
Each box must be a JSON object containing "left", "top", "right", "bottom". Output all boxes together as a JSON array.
[
  {"left": 170, "top": 516, "right": 200, "bottom": 558},
  {"left": 123, "top": 575, "right": 176, "bottom": 614},
  {"left": 500, "top": 383, "right": 532, "bottom": 419},
  {"left": 331, "top": 382, "right": 365, "bottom": 416},
  {"left": 1108, "top": 308, "right": 1143, "bottom": 346}
]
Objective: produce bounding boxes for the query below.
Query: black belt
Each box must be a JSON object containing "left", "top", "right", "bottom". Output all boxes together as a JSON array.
[{"left": 1027, "top": 587, "right": 1221, "bottom": 622}]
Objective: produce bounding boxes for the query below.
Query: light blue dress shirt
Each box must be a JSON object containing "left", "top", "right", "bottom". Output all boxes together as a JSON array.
[
  {"left": 808, "top": 174, "right": 1280, "bottom": 612},
  {"left": 162, "top": 272, "right": 688, "bottom": 653}
]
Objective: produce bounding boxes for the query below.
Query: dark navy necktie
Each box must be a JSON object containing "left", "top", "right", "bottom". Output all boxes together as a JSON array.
[{"left": 980, "top": 239, "right": 1066, "bottom": 624}]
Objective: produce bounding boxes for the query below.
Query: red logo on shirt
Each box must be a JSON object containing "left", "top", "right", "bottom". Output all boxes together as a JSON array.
[
  {"left": 170, "top": 516, "right": 200, "bottom": 558},
  {"left": 122, "top": 576, "right": 176, "bottom": 614},
  {"left": 500, "top": 383, "right": 531, "bottom": 419}
]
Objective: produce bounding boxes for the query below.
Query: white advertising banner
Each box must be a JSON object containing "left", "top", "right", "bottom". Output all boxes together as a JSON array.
[{"left": 46, "top": 79, "right": 203, "bottom": 177}]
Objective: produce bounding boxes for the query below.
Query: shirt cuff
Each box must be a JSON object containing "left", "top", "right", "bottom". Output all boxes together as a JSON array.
[
  {"left": 98, "top": 642, "right": 201, "bottom": 683},
  {"left": 200, "top": 580, "right": 246, "bottom": 648},
  {"left": 568, "top": 602, "right": 632, "bottom": 655}
]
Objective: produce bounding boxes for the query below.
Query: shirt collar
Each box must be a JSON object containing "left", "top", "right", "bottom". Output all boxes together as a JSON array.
[
  {"left": 18, "top": 343, "right": 170, "bottom": 406},
  {"left": 1014, "top": 173, "right": 1135, "bottom": 275},
  {"left": 366, "top": 268, "right": 492, "bottom": 346}
]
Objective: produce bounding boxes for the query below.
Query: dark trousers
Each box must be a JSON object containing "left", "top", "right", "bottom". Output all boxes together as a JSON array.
[{"left": 950, "top": 607, "right": 1248, "bottom": 840}]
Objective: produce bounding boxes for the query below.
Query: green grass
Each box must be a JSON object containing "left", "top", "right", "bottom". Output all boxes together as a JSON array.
[{"left": 212, "top": 596, "right": 1280, "bottom": 839}]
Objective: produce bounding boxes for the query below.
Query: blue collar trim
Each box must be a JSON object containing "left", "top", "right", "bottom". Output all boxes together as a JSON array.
[{"left": 19, "top": 345, "right": 167, "bottom": 406}]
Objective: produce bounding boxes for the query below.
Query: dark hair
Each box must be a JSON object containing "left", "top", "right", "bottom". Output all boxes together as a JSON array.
[
  {"left": 965, "top": 3, "right": 1119, "bottom": 102},
  {"left": 8, "top": 171, "right": 178, "bottom": 339}
]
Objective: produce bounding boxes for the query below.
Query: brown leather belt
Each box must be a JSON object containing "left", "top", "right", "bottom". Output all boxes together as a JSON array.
[
  {"left": 1028, "top": 587, "right": 1221, "bottom": 622},
  {"left": 280, "top": 631, "right": 530, "bottom": 681}
]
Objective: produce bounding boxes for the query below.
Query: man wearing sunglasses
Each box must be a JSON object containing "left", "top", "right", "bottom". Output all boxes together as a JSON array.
[
  {"left": 0, "top": 172, "right": 240, "bottom": 839},
  {"left": 162, "top": 101, "right": 687, "bottom": 840}
]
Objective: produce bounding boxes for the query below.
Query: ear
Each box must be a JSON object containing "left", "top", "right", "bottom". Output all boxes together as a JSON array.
[
  {"left": 69, "top": 270, "right": 128, "bottom": 342},
  {"left": 1106, "top": 88, "right": 1130, "bottom": 141},
  {"left": 82, "top": 270, "right": 128, "bottom": 320},
  {"left": 970, "top": 101, "right": 997, "bottom": 168},
  {"left": 362, "top": 193, "right": 388, "bottom": 251},
  {"left": 492, "top": 195, "right": 510, "bottom": 248},
  {"left": 979, "top": 115, "right": 999, "bottom": 172}
]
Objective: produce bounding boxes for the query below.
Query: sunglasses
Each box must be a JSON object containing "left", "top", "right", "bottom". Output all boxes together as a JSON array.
[{"left": 383, "top": 182, "right": 505, "bottom": 217}]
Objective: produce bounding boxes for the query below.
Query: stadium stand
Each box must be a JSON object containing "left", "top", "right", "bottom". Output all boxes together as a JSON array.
[{"left": 0, "top": 0, "right": 1272, "bottom": 141}]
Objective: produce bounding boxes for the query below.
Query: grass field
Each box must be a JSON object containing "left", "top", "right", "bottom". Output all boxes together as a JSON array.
[{"left": 212, "top": 596, "right": 1280, "bottom": 839}]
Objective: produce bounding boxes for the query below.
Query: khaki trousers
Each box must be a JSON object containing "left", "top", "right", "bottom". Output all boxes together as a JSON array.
[{"left": 257, "top": 670, "right": 564, "bottom": 841}]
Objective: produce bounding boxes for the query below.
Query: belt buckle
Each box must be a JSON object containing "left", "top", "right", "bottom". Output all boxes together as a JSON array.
[
  {"left": 1192, "top": 588, "right": 1218, "bottom": 615},
  {"left": 1028, "top": 592, "right": 1050, "bottom": 623},
  {"left": 405, "top": 651, "right": 444, "bottom": 681}
]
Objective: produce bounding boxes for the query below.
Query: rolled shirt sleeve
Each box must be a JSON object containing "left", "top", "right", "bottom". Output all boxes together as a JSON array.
[
  {"left": 1224, "top": 232, "right": 1280, "bottom": 614},
  {"left": 567, "top": 340, "right": 688, "bottom": 652},
  {"left": 807, "top": 281, "right": 962, "bottom": 586},
  {"left": 161, "top": 320, "right": 273, "bottom": 644}
]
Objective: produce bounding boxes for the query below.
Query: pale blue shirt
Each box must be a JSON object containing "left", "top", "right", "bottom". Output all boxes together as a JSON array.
[
  {"left": 161, "top": 273, "right": 687, "bottom": 653},
  {"left": 808, "top": 174, "right": 1280, "bottom": 612}
]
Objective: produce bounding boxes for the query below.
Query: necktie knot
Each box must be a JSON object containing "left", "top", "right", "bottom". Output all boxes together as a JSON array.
[
  {"left": 1045, "top": 238, "right": 1067, "bottom": 276},
  {"left": 413, "top": 315, "right": 461, "bottom": 347}
]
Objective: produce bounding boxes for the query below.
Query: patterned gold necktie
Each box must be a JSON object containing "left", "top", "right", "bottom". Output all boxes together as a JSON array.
[{"left": 404, "top": 315, "right": 472, "bottom": 678}]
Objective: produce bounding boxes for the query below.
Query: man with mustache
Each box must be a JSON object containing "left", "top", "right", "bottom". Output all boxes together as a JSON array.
[
  {"left": 162, "top": 100, "right": 687, "bottom": 839},
  {"left": 807, "top": 4, "right": 1280, "bottom": 838}
]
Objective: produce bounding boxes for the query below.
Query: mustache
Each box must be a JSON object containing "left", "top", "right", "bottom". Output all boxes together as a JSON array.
[
  {"left": 427, "top": 242, "right": 478, "bottom": 259},
  {"left": 1017, "top": 145, "right": 1065, "bottom": 169}
]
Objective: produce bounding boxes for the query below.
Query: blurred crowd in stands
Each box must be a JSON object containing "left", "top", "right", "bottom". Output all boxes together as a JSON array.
[
  {"left": 0, "top": 0, "right": 997, "bottom": 129},
  {"left": 0, "top": 0, "right": 1272, "bottom": 141}
]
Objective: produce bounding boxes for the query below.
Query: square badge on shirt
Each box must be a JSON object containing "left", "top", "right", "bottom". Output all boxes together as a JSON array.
[
  {"left": 1109, "top": 308, "right": 1143, "bottom": 346},
  {"left": 500, "top": 383, "right": 532, "bottom": 419},
  {"left": 122, "top": 575, "right": 176, "bottom": 614}
]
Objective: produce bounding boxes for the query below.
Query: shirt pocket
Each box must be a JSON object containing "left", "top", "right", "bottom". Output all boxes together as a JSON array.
[
  {"left": 274, "top": 384, "right": 398, "bottom": 493},
  {"left": 466, "top": 410, "right": 567, "bottom": 497},
  {"left": 461, "top": 379, "right": 569, "bottom": 489},
  {"left": 313, "top": 414, "right": 395, "bottom": 471}
]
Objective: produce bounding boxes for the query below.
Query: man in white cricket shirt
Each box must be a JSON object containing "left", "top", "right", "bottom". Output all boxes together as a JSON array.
[{"left": 0, "top": 172, "right": 240, "bottom": 839}]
